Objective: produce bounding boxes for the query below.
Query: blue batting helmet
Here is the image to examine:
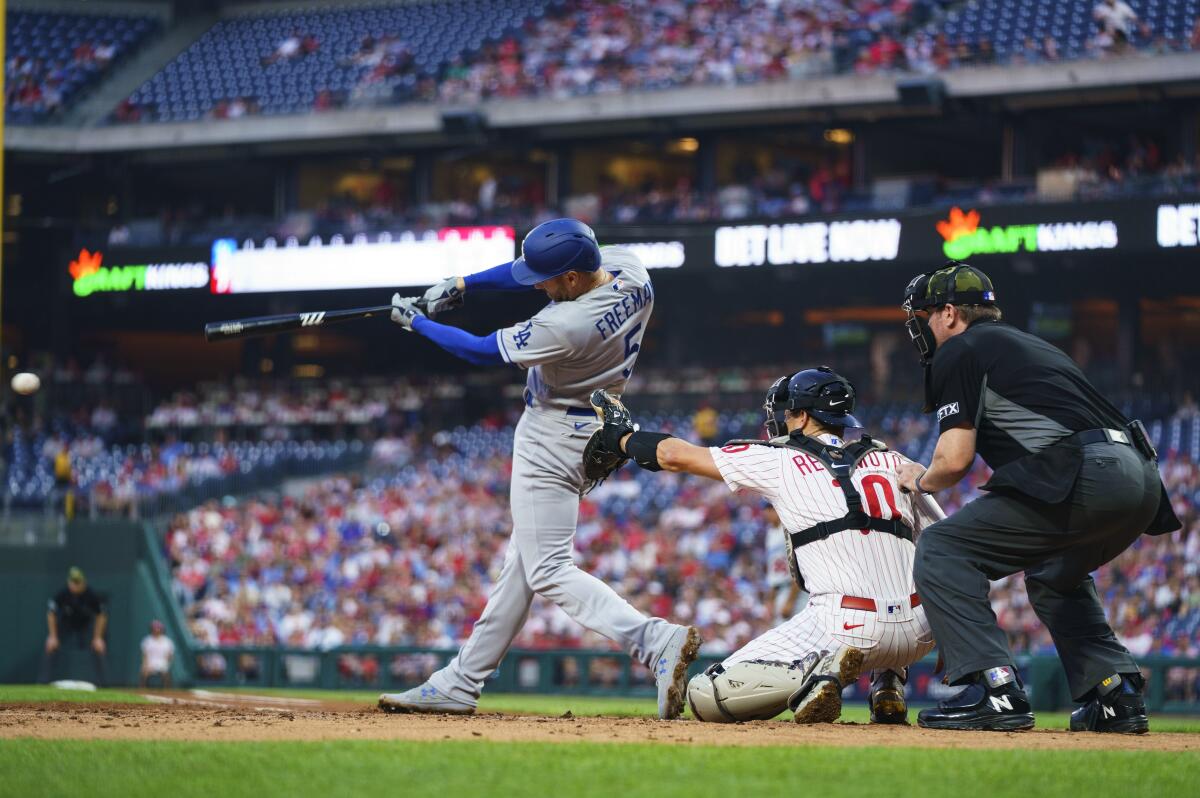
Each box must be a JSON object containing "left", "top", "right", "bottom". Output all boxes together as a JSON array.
[
  {"left": 764, "top": 367, "right": 861, "bottom": 437},
  {"left": 510, "top": 218, "right": 602, "bottom": 286}
]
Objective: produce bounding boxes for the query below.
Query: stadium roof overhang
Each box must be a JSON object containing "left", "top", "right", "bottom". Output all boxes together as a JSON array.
[{"left": 7, "top": 52, "right": 1200, "bottom": 158}]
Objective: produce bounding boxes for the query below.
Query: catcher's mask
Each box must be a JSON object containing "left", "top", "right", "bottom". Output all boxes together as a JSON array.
[
  {"left": 763, "top": 367, "right": 861, "bottom": 438},
  {"left": 901, "top": 260, "right": 997, "bottom": 367}
]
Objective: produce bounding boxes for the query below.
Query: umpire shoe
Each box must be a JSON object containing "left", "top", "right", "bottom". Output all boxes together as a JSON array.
[
  {"left": 1069, "top": 673, "right": 1149, "bottom": 734},
  {"left": 378, "top": 683, "right": 475, "bottom": 715},
  {"left": 917, "top": 667, "right": 1034, "bottom": 731},
  {"left": 790, "top": 647, "right": 864, "bottom": 724},
  {"left": 656, "top": 625, "right": 702, "bottom": 720},
  {"left": 869, "top": 669, "right": 909, "bottom": 725}
]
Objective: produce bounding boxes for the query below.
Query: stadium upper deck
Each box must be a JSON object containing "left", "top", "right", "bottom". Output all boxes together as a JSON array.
[{"left": 6, "top": 0, "right": 1200, "bottom": 152}]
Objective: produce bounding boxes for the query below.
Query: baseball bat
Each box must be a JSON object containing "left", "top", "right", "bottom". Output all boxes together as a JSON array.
[{"left": 204, "top": 303, "right": 402, "bottom": 342}]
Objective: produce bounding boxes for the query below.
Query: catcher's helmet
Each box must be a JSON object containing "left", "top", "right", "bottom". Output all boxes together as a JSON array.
[
  {"left": 510, "top": 218, "right": 602, "bottom": 286},
  {"left": 764, "top": 367, "right": 861, "bottom": 438}
]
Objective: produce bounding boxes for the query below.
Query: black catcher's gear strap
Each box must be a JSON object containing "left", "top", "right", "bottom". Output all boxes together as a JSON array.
[
  {"left": 625, "top": 431, "right": 672, "bottom": 472},
  {"left": 723, "top": 434, "right": 914, "bottom": 554}
]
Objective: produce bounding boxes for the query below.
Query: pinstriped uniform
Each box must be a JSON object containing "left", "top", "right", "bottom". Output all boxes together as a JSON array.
[{"left": 712, "top": 435, "right": 938, "bottom": 672}]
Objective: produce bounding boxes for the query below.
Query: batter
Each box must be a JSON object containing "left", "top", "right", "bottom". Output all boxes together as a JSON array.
[{"left": 379, "top": 218, "right": 700, "bottom": 719}]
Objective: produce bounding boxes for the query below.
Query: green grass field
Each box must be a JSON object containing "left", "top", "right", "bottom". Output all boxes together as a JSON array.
[
  {"left": 207, "top": 685, "right": 1200, "bottom": 733},
  {"left": 2, "top": 685, "right": 1198, "bottom": 798}
]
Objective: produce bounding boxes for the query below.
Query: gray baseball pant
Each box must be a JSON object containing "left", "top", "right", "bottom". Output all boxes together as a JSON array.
[{"left": 429, "top": 407, "right": 677, "bottom": 704}]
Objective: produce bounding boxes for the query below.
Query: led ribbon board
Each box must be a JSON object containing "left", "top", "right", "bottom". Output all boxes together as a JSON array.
[
  {"left": 70, "top": 249, "right": 210, "bottom": 298},
  {"left": 1157, "top": 203, "right": 1200, "bottom": 248},
  {"left": 938, "top": 207, "right": 1118, "bottom": 259},
  {"left": 210, "top": 227, "right": 516, "bottom": 294},
  {"left": 713, "top": 219, "right": 903, "bottom": 267}
]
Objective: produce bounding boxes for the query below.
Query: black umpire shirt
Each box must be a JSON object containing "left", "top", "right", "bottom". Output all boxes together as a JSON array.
[
  {"left": 49, "top": 587, "right": 107, "bottom": 631},
  {"left": 929, "top": 319, "right": 1133, "bottom": 505}
]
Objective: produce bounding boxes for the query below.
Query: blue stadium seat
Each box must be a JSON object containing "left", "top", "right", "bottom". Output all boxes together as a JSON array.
[{"left": 6, "top": 10, "right": 160, "bottom": 122}]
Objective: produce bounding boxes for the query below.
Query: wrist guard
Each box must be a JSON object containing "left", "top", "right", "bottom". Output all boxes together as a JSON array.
[{"left": 625, "top": 431, "right": 672, "bottom": 472}]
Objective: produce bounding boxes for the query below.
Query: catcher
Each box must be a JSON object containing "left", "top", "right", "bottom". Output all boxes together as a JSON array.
[{"left": 584, "top": 368, "right": 943, "bottom": 724}]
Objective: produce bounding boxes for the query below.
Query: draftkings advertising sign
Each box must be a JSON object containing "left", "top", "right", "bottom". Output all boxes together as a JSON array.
[{"left": 69, "top": 248, "right": 210, "bottom": 298}]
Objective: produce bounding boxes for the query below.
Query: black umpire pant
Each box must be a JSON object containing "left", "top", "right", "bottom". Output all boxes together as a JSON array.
[
  {"left": 38, "top": 621, "right": 108, "bottom": 686},
  {"left": 913, "top": 441, "right": 1162, "bottom": 700}
]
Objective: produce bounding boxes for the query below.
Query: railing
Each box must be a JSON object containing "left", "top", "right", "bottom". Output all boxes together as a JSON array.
[
  {"left": 0, "top": 498, "right": 68, "bottom": 546},
  {"left": 188, "top": 646, "right": 1200, "bottom": 713}
]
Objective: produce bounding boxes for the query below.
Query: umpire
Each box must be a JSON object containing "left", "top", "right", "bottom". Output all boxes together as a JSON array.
[{"left": 895, "top": 263, "right": 1180, "bottom": 733}]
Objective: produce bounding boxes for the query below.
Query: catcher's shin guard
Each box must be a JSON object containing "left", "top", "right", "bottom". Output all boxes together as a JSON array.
[{"left": 686, "top": 659, "right": 815, "bottom": 723}]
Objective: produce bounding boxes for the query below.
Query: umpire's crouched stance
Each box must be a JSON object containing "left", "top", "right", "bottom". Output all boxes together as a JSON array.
[{"left": 895, "top": 263, "right": 1180, "bottom": 733}]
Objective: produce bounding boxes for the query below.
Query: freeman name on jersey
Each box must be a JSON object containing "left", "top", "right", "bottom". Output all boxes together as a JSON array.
[{"left": 594, "top": 280, "right": 653, "bottom": 341}]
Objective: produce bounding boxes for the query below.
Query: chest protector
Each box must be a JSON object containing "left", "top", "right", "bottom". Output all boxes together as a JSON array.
[{"left": 724, "top": 433, "right": 914, "bottom": 590}]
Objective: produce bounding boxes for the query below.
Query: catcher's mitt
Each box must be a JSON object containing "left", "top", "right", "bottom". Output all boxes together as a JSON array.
[{"left": 582, "top": 389, "right": 637, "bottom": 484}]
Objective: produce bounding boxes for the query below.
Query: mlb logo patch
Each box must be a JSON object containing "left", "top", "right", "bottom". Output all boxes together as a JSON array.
[
  {"left": 983, "top": 290, "right": 995, "bottom": 301},
  {"left": 886, "top": 603, "right": 902, "bottom": 616}
]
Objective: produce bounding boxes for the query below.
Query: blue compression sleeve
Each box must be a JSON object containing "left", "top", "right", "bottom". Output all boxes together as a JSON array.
[
  {"left": 463, "top": 261, "right": 526, "bottom": 292},
  {"left": 412, "top": 316, "right": 504, "bottom": 365}
]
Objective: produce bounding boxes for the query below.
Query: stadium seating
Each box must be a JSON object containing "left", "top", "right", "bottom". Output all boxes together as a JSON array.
[
  {"left": 111, "top": 0, "right": 1200, "bottom": 124},
  {"left": 4, "top": 368, "right": 1194, "bottom": 659},
  {"left": 5, "top": 10, "right": 158, "bottom": 123},
  {"left": 933, "top": 0, "right": 1200, "bottom": 61},
  {"left": 166, "top": 430, "right": 1200, "bottom": 659},
  {"left": 4, "top": 428, "right": 365, "bottom": 512},
  {"left": 121, "top": 0, "right": 547, "bottom": 122},
  {"left": 7, "top": 367, "right": 1198, "bottom": 510}
]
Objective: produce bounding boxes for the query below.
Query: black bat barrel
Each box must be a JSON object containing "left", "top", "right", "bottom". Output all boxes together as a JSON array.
[{"left": 204, "top": 304, "right": 395, "bottom": 342}]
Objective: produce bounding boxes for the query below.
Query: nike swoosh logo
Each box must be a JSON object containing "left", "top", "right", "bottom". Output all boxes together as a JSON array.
[
  {"left": 574, "top": 422, "right": 589, "bottom": 431},
  {"left": 829, "top": 400, "right": 845, "bottom": 406},
  {"left": 843, "top": 622, "right": 865, "bottom": 631}
]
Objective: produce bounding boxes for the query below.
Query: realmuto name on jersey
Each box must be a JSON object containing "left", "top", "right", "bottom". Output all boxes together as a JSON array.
[{"left": 789, "top": 449, "right": 908, "bottom": 476}]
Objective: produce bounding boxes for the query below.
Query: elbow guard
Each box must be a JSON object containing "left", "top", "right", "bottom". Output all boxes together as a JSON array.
[{"left": 624, "top": 431, "right": 672, "bottom": 472}]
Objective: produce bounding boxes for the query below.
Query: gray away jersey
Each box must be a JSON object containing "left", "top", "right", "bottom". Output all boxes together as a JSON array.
[{"left": 497, "top": 246, "right": 654, "bottom": 409}]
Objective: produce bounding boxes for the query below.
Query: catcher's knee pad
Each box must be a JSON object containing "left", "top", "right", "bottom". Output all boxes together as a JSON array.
[{"left": 686, "top": 660, "right": 811, "bottom": 723}]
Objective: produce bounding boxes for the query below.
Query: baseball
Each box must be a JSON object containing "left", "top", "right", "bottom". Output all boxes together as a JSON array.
[{"left": 11, "top": 372, "right": 41, "bottom": 396}]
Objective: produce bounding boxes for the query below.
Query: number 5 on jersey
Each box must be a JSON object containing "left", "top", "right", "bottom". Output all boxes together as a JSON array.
[{"left": 621, "top": 322, "right": 642, "bottom": 378}]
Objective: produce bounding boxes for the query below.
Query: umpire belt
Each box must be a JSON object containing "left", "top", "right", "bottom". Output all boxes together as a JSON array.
[
  {"left": 1062, "top": 428, "right": 1130, "bottom": 447},
  {"left": 840, "top": 593, "right": 921, "bottom": 612}
]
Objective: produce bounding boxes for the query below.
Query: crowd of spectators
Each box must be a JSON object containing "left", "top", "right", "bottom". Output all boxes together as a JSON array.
[
  {"left": 6, "top": 9, "right": 158, "bottom": 123},
  {"left": 348, "top": 0, "right": 1199, "bottom": 107},
  {"left": 165, "top": 411, "right": 1200, "bottom": 673},
  {"left": 416, "top": 0, "right": 931, "bottom": 105},
  {"left": 6, "top": 41, "right": 119, "bottom": 120}
]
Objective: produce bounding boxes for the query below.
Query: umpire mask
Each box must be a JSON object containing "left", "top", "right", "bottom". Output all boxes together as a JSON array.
[
  {"left": 902, "top": 261, "right": 997, "bottom": 412},
  {"left": 902, "top": 272, "right": 938, "bottom": 367}
]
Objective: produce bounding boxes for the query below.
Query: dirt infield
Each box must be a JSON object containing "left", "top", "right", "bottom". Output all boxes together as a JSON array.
[{"left": 1, "top": 691, "right": 1197, "bottom": 751}]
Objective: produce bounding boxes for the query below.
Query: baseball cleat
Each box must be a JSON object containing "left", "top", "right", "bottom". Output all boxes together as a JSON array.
[
  {"left": 1069, "top": 673, "right": 1149, "bottom": 734},
  {"left": 790, "top": 647, "right": 864, "bottom": 724},
  {"left": 917, "top": 681, "right": 1034, "bottom": 731},
  {"left": 869, "top": 669, "right": 909, "bottom": 725},
  {"left": 655, "top": 625, "right": 702, "bottom": 720},
  {"left": 378, "top": 683, "right": 475, "bottom": 715}
]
